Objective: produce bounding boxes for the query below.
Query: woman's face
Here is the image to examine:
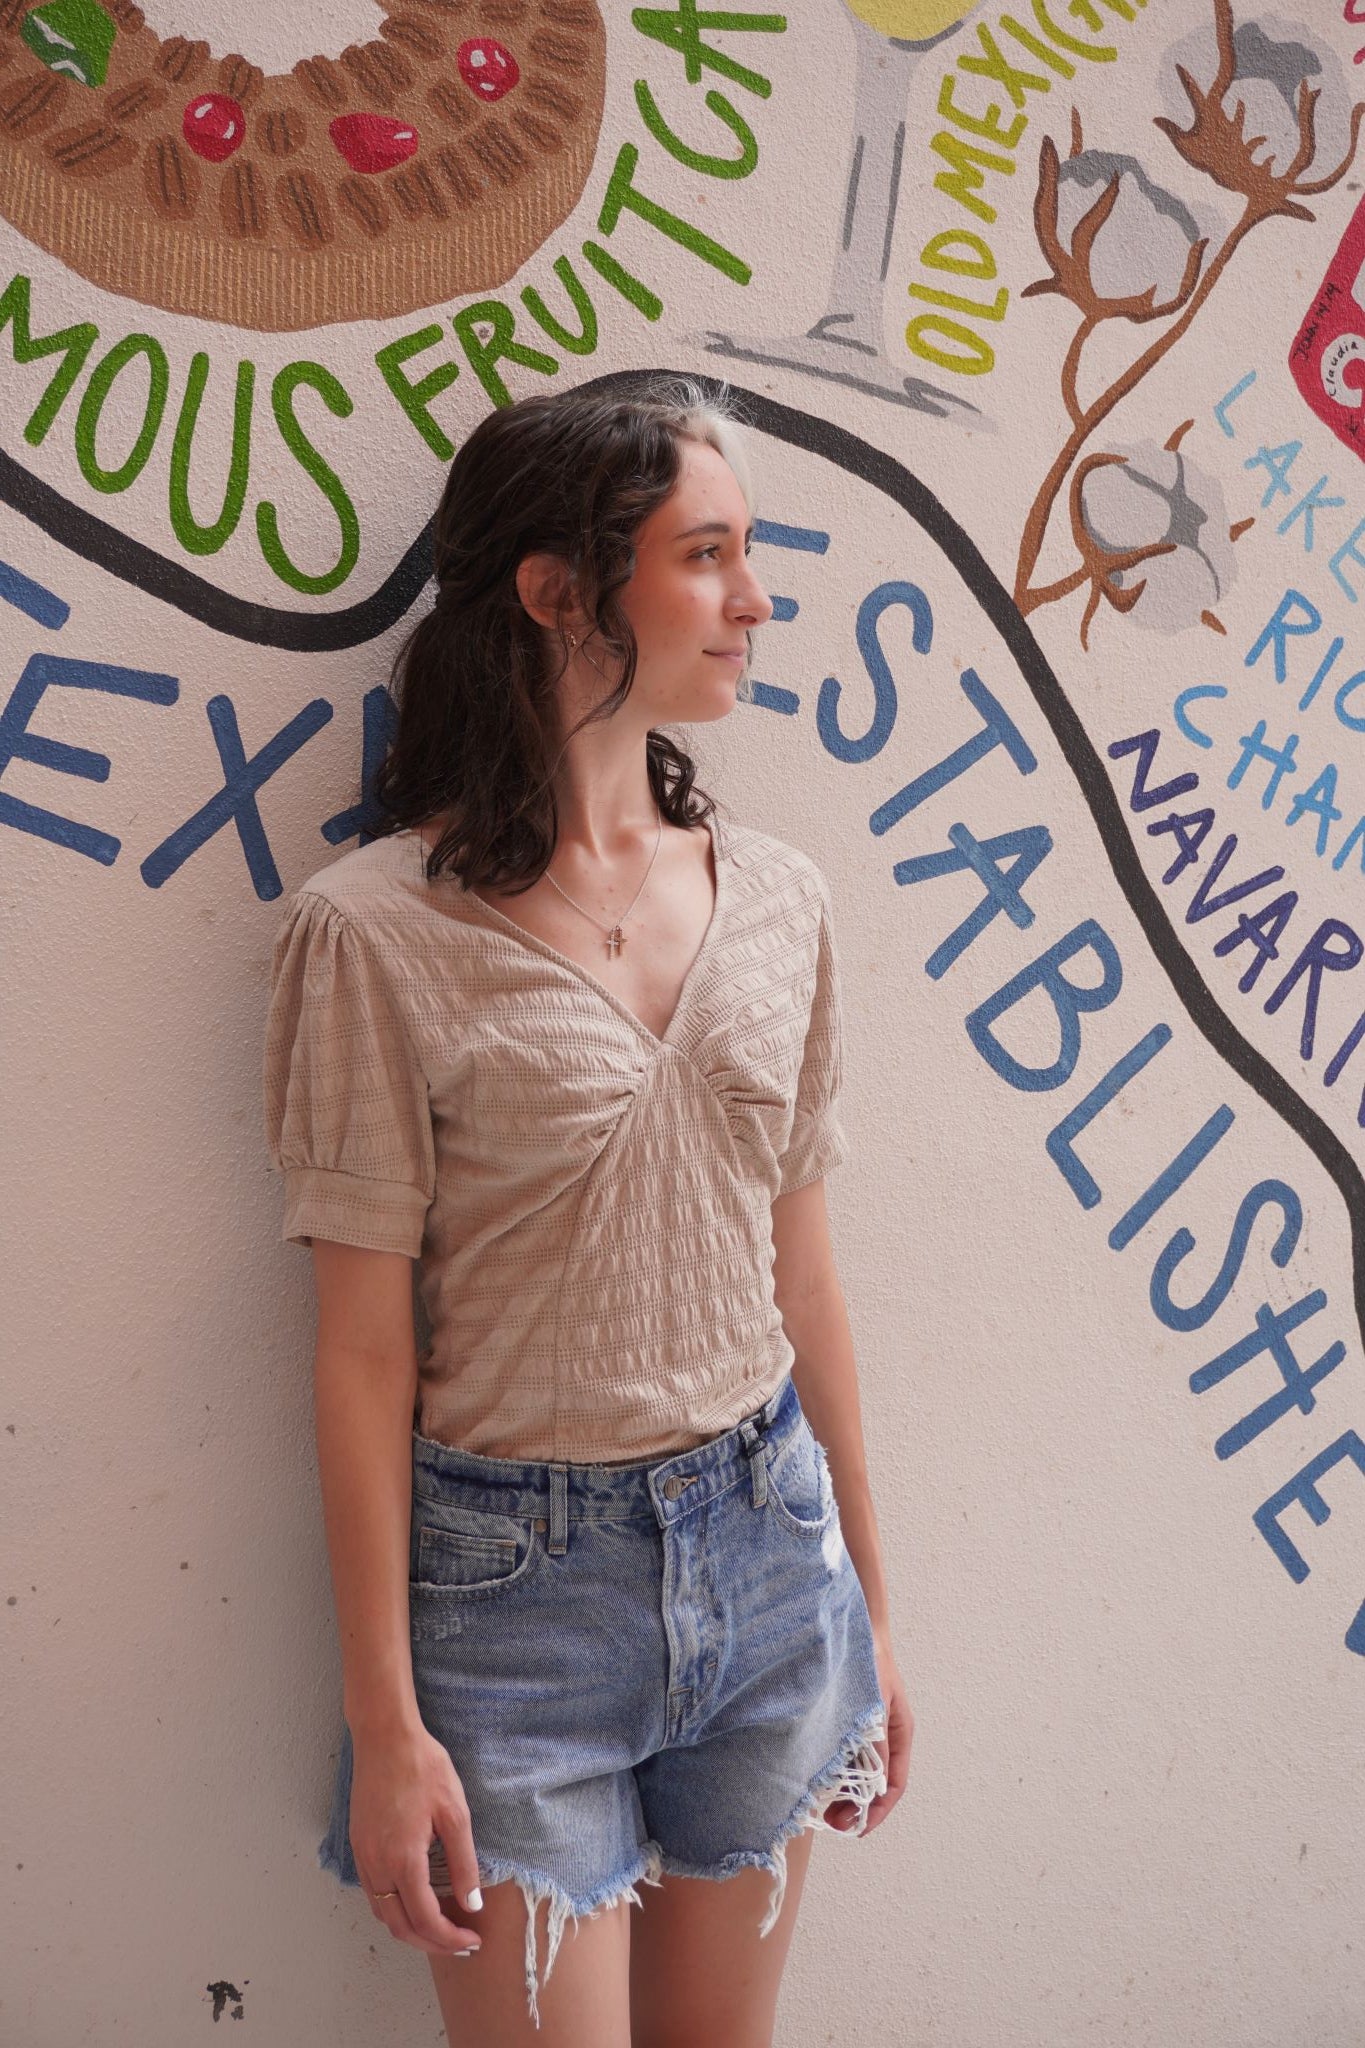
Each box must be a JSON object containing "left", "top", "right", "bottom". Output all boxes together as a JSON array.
[{"left": 612, "top": 437, "right": 774, "bottom": 724}]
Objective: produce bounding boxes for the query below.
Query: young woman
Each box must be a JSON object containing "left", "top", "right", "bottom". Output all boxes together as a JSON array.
[{"left": 264, "top": 377, "right": 912, "bottom": 2047}]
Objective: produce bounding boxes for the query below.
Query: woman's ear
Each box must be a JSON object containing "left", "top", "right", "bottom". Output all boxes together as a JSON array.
[{"left": 515, "top": 552, "right": 578, "bottom": 632}]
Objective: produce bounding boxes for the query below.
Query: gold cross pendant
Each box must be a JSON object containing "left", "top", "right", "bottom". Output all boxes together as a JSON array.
[{"left": 606, "top": 925, "right": 624, "bottom": 957}]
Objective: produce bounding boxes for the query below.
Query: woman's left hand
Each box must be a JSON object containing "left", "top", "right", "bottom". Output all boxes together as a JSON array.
[{"left": 823, "top": 1628, "right": 911, "bottom": 1835}]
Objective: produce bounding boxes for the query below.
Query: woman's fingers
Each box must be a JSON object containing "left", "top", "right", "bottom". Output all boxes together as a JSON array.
[
  {"left": 347, "top": 1733, "right": 485, "bottom": 1954},
  {"left": 356, "top": 1852, "right": 480, "bottom": 1957},
  {"left": 431, "top": 1816, "right": 485, "bottom": 1920},
  {"left": 398, "top": 1854, "right": 481, "bottom": 1956}
]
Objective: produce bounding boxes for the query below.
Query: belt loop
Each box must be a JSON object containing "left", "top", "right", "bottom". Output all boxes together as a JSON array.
[
  {"left": 548, "top": 1465, "right": 569, "bottom": 1555},
  {"left": 737, "top": 1417, "right": 768, "bottom": 1509}
]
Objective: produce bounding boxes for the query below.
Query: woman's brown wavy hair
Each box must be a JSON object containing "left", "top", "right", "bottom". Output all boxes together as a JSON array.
[{"left": 364, "top": 374, "right": 755, "bottom": 895}]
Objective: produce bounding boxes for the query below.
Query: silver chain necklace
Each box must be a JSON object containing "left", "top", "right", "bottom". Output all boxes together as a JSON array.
[{"left": 541, "top": 805, "right": 664, "bottom": 958}]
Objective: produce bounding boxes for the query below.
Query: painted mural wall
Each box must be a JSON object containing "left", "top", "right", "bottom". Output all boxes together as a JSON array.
[{"left": 7, "top": 0, "right": 1365, "bottom": 2040}]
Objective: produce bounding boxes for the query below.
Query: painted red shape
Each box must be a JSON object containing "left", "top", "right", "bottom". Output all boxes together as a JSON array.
[
  {"left": 327, "top": 111, "right": 420, "bottom": 174},
  {"left": 1289, "top": 193, "right": 1365, "bottom": 459},
  {"left": 182, "top": 92, "right": 245, "bottom": 163},
  {"left": 456, "top": 36, "right": 519, "bottom": 102}
]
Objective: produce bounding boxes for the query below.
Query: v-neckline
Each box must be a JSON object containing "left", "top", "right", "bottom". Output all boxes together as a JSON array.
[{"left": 410, "top": 812, "right": 728, "bottom": 1054}]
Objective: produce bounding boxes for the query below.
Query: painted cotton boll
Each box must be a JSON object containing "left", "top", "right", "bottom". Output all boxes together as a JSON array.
[
  {"left": 1158, "top": 12, "right": 1355, "bottom": 188},
  {"left": 1075, "top": 441, "right": 1236, "bottom": 637},
  {"left": 1053, "top": 150, "right": 1208, "bottom": 310}
]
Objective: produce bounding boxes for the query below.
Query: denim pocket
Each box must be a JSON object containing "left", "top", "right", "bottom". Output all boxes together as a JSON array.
[
  {"left": 763, "top": 1418, "right": 837, "bottom": 1538},
  {"left": 408, "top": 1500, "right": 541, "bottom": 1631},
  {"left": 417, "top": 1523, "right": 525, "bottom": 1590}
]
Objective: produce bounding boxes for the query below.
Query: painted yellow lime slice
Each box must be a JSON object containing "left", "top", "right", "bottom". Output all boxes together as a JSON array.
[{"left": 841, "top": 0, "right": 971, "bottom": 35}]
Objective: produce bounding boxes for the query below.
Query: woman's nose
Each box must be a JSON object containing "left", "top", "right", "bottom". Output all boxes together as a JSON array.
[{"left": 731, "top": 563, "right": 774, "bottom": 626}]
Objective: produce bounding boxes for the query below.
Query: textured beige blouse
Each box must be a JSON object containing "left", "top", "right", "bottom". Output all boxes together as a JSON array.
[{"left": 262, "top": 812, "right": 848, "bottom": 1463}]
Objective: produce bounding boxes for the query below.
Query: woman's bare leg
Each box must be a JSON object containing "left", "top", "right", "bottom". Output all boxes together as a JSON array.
[
  {"left": 628, "top": 1826, "right": 817, "bottom": 2048},
  {"left": 428, "top": 1881, "right": 632, "bottom": 2048}
]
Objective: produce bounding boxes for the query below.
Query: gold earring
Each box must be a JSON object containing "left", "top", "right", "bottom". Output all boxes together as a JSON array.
[{"left": 568, "top": 632, "right": 577, "bottom": 651}]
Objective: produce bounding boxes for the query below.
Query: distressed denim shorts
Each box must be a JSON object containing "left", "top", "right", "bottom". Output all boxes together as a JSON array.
[{"left": 317, "top": 1371, "right": 887, "bottom": 2028}]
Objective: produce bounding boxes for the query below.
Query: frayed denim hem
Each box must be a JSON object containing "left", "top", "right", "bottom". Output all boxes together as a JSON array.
[
  {"left": 652, "top": 1701, "right": 889, "bottom": 1939},
  {"left": 316, "top": 1701, "right": 887, "bottom": 2026},
  {"left": 433, "top": 1842, "right": 666, "bottom": 2030},
  {"left": 326, "top": 1830, "right": 666, "bottom": 2029}
]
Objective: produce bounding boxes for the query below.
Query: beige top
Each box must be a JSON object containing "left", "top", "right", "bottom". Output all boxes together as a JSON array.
[{"left": 262, "top": 812, "right": 849, "bottom": 1463}]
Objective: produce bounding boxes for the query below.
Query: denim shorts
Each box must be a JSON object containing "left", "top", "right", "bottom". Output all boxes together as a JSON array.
[{"left": 317, "top": 1370, "right": 887, "bottom": 2028}]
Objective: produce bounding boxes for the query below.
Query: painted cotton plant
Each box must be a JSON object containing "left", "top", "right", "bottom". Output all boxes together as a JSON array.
[
  {"left": 1155, "top": 11, "right": 1357, "bottom": 221},
  {"left": 1030, "top": 127, "right": 1209, "bottom": 321},
  {"left": 1014, "top": 0, "right": 1365, "bottom": 647},
  {"left": 1068, "top": 427, "right": 1239, "bottom": 649},
  {"left": 1024, "top": 118, "right": 1213, "bottom": 424}
]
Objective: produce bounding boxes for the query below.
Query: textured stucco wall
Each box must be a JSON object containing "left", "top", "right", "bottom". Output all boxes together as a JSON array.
[{"left": 6, "top": 1, "right": 1365, "bottom": 2041}]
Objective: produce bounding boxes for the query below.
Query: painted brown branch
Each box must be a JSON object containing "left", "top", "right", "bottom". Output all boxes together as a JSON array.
[
  {"left": 1066, "top": 452, "right": 1178, "bottom": 651},
  {"left": 1023, "top": 132, "right": 1207, "bottom": 328},
  {"left": 1153, "top": 0, "right": 1341, "bottom": 221},
  {"left": 1137, "top": 236, "right": 1209, "bottom": 324},
  {"left": 1060, "top": 314, "right": 1095, "bottom": 427},
  {"left": 1014, "top": 204, "right": 1257, "bottom": 616},
  {"left": 1014, "top": 0, "right": 1365, "bottom": 632},
  {"left": 1068, "top": 173, "right": 1121, "bottom": 286},
  {"left": 1284, "top": 78, "right": 1321, "bottom": 187},
  {"left": 1079, "top": 578, "right": 1103, "bottom": 648},
  {"left": 1026, "top": 566, "right": 1091, "bottom": 608},
  {"left": 1080, "top": 545, "right": 1175, "bottom": 652},
  {"left": 1211, "top": 0, "right": 1237, "bottom": 104},
  {"left": 1027, "top": 135, "right": 1070, "bottom": 300},
  {"left": 1298, "top": 100, "right": 1365, "bottom": 196}
]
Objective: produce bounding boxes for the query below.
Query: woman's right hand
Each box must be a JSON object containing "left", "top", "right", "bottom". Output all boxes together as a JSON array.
[{"left": 347, "top": 1722, "right": 484, "bottom": 1956}]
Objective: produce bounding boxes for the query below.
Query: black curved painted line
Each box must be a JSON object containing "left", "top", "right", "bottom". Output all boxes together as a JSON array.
[
  {"left": 0, "top": 443, "right": 435, "bottom": 649},
  {"left": 8, "top": 363, "right": 1365, "bottom": 1346},
  {"left": 607, "top": 368, "right": 1365, "bottom": 1352}
]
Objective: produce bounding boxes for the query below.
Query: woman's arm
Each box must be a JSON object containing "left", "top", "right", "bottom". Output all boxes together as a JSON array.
[
  {"left": 310, "top": 1239, "right": 484, "bottom": 1951},
  {"left": 311, "top": 1240, "right": 427, "bottom": 1742},
  {"left": 772, "top": 1176, "right": 912, "bottom": 1835},
  {"left": 769, "top": 1177, "right": 889, "bottom": 1636}
]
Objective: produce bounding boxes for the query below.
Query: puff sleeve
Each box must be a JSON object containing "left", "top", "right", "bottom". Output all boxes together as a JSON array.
[
  {"left": 776, "top": 877, "right": 851, "bottom": 1197},
  {"left": 263, "top": 890, "right": 435, "bottom": 1255}
]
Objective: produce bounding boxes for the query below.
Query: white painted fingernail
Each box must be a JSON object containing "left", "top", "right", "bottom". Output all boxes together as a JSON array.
[{"left": 466, "top": 1887, "right": 483, "bottom": 1911}]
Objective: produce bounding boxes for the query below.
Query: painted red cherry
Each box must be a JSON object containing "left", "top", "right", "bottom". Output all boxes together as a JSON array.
[
  {"left": 327, "top": 111, "right": 419, "bottom": 175},
  {"left": 182, "top": 91, "right": 245, "bottom": 163},
  {"left": 456, "top": 37, "right": 518, "bottom": 102}
]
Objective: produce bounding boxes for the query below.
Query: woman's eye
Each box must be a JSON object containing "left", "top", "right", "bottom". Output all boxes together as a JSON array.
[{"left": 690, "top": 540, "right": 752, "bottom": 562}]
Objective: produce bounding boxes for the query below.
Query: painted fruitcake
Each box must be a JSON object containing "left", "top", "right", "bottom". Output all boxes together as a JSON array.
[{"left": 0, "top": 0, "right": 606, "bottom": 330}]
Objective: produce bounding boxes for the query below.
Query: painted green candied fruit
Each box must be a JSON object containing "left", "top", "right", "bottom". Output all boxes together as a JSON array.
[{"left": 21, "top": 0, "right": 116, "bottom": 87}]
